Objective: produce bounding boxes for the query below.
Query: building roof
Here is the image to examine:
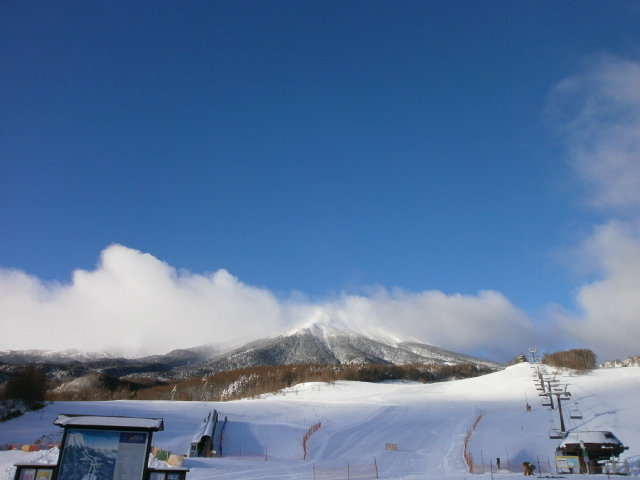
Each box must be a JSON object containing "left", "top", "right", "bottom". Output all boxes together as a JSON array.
[
  {"left": 54, "top": 414, "right": 164, "bottom": 431},
  {"left": 191, "top": 410, "right": 216, "bottom": 443},
  {"left": 560, "top": 431, "right": 623, "bottom": 447}
]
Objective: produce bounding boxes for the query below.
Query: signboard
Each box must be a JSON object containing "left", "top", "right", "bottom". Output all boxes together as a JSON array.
[
  {"left": 556, "top": 456, "right": 580, "bottom": 469},
  {"left": 16, "top": 467, "right": 54, "bottom": 480},
  {"left": 57, "top": 429, "right": 150, "bottom": 480}
]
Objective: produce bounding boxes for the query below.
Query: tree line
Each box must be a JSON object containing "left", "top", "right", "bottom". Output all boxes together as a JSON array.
[
  {"left": 132, "top": 362, "right": 495, "bottom": 402},
  {"left": 2, "top": 362, "right": 495, "bottom": 409},
  {"left": 541, "top": 348, "right": 597, "bottom": 371},
  {"left": 0, "top": 364, "right": 48, "bottom": 421}
]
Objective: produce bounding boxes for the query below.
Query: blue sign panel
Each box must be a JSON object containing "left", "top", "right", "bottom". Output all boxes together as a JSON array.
[{"left": 57, "top": 429, "right": 149, "bottom": 480}]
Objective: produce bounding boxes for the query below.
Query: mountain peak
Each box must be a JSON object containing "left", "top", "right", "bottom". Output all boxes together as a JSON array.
[
  {"left": 285, "top": 309, "right": 404, "bottom": 345},
  {"left": 287, "top": 309, "right": 351, "bottom": 334}
]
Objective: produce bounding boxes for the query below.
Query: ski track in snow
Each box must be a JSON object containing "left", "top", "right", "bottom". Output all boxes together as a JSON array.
[{"left": 1, "top": 364, "right": 640, "bottom": 480}]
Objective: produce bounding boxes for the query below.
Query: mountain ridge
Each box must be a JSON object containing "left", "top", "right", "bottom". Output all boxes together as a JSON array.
[
  {"left": 174, "top": 320, "right": 503, "bottom": 378},
  {"left": 0, "top": 319, "right": 503, "bottom": 382}
]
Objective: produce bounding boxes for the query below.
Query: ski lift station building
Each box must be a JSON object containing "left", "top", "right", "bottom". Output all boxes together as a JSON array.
[{"left": 555, "top": 431, "right": 629, "bottom": 474}]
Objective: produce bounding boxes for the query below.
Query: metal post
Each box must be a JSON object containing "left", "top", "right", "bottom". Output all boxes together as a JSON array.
[
  {"left": 546, "top": 382, "right": 555, "bottom": 409},
  {"left": 537, "top": 455, "right": 542, "bottom": 477},
  {"left": 556, "top": 394, "right": 566, "bottom": 433}
]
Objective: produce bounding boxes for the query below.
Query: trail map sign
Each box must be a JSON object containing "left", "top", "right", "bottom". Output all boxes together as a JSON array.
[
  {"left": 53, "top": 415, "right": 163, "bottom": 480},
  {"left": 57, "top": 429, "right": 150, "bottom": 480},
  {"left": 14, "top": 415, "right": 190, "bottom": 480}
]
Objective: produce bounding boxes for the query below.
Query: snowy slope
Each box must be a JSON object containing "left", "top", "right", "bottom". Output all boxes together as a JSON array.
[{"left": 1, "top": 363, "right": 639, "bottom": 480}]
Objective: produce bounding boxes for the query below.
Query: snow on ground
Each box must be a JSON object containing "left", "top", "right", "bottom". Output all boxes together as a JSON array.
[{"left": 1, "top": 363, "right": 639, "bottom": 479}]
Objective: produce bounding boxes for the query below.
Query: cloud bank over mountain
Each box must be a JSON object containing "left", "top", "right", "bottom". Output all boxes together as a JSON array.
[{"left": 0, "top": 243, "right": 539, "bottom": 361}]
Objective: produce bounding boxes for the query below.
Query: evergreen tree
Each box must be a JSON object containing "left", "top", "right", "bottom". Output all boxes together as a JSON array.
[{"left": 3, "top": 364, "right": 47, "bottom": 408}]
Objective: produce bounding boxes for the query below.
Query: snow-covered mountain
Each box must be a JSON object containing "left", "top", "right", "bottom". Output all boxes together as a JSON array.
[
  {"left": 177, "top": 315, "right": 502, "bottom": 377},
  {"left": 0, "top": 345, "right": 224, "bottom": 384},
  {"left": 0, "top": 349, "right": 118, "bottom": 365},
  {"left": 600, "top": 355, "right": 640, "bottom": 368},
  {"left": 0, "top": 317, "right": 501, "bottom": 382},
  {"left": 0, "top": 344, "right": 226, "bottom": 366}
]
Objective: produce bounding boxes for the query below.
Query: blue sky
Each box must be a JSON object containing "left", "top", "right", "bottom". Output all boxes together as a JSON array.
[{"left": 2, "top": 1, "right": 640, "bottom": 362}]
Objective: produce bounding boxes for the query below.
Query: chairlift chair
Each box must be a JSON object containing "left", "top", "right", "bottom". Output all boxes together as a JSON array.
[
  {"left": 541, "top": 397, "right": 552, "bottom": 407},
  {"left": 569, "top": 403, "right": 583, "bottom": 419},
  {"left": 548, "top": 429, "right": 564, "bottom": 439}
]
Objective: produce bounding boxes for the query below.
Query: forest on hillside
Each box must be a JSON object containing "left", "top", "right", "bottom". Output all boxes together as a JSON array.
[{"left": 2, "top": 362, "right": 493, "bottom": 411}]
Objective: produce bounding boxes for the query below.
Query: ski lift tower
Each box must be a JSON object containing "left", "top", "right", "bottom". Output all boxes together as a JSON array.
[
  {"left": 528, "top": 348, "right": 538, "bottom": 363},
  {"left": 547, "top": 388, "right": 571, "bottom": 439}
]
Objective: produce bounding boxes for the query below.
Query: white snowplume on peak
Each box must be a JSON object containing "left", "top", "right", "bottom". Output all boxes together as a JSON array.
[{"left": 285, "top": 307, "right": 406, "bottom": 346}]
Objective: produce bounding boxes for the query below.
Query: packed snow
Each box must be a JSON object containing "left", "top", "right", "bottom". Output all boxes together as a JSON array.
[{"left": 1, "top": 363, "right": 639, "bottom": 480}]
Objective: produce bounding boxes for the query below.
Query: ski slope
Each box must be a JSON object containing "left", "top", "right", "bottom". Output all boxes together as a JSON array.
[{"left": 1, "top": 363, "right": 639, "bottom": 480}]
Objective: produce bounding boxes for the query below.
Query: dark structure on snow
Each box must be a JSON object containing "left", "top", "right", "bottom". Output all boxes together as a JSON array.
[
  {"left": 189, "top": 410, "right": 219, "bottom": 458},
  {"left": 555, "top": 431, "right": 629, "bottom": 474}
]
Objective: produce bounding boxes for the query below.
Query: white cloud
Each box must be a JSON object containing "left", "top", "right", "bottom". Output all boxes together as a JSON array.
[
  {"left": 556, "top": 220, "right": 640, "bottom": 361},
  {"left": 548, "top": 56, "right": 640, "bottom": 361},
  {"left": 336, "top": 288, "right": 536, "bottom": 359},
  {"left": 548, "top": 55, "right": 640, "bottom": 210},
  {"left": 0, "top": 244, "right": 286, "bottom": 356},
  {"left": 0, "top": 244, "right": 536, "bottom": 361}
]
